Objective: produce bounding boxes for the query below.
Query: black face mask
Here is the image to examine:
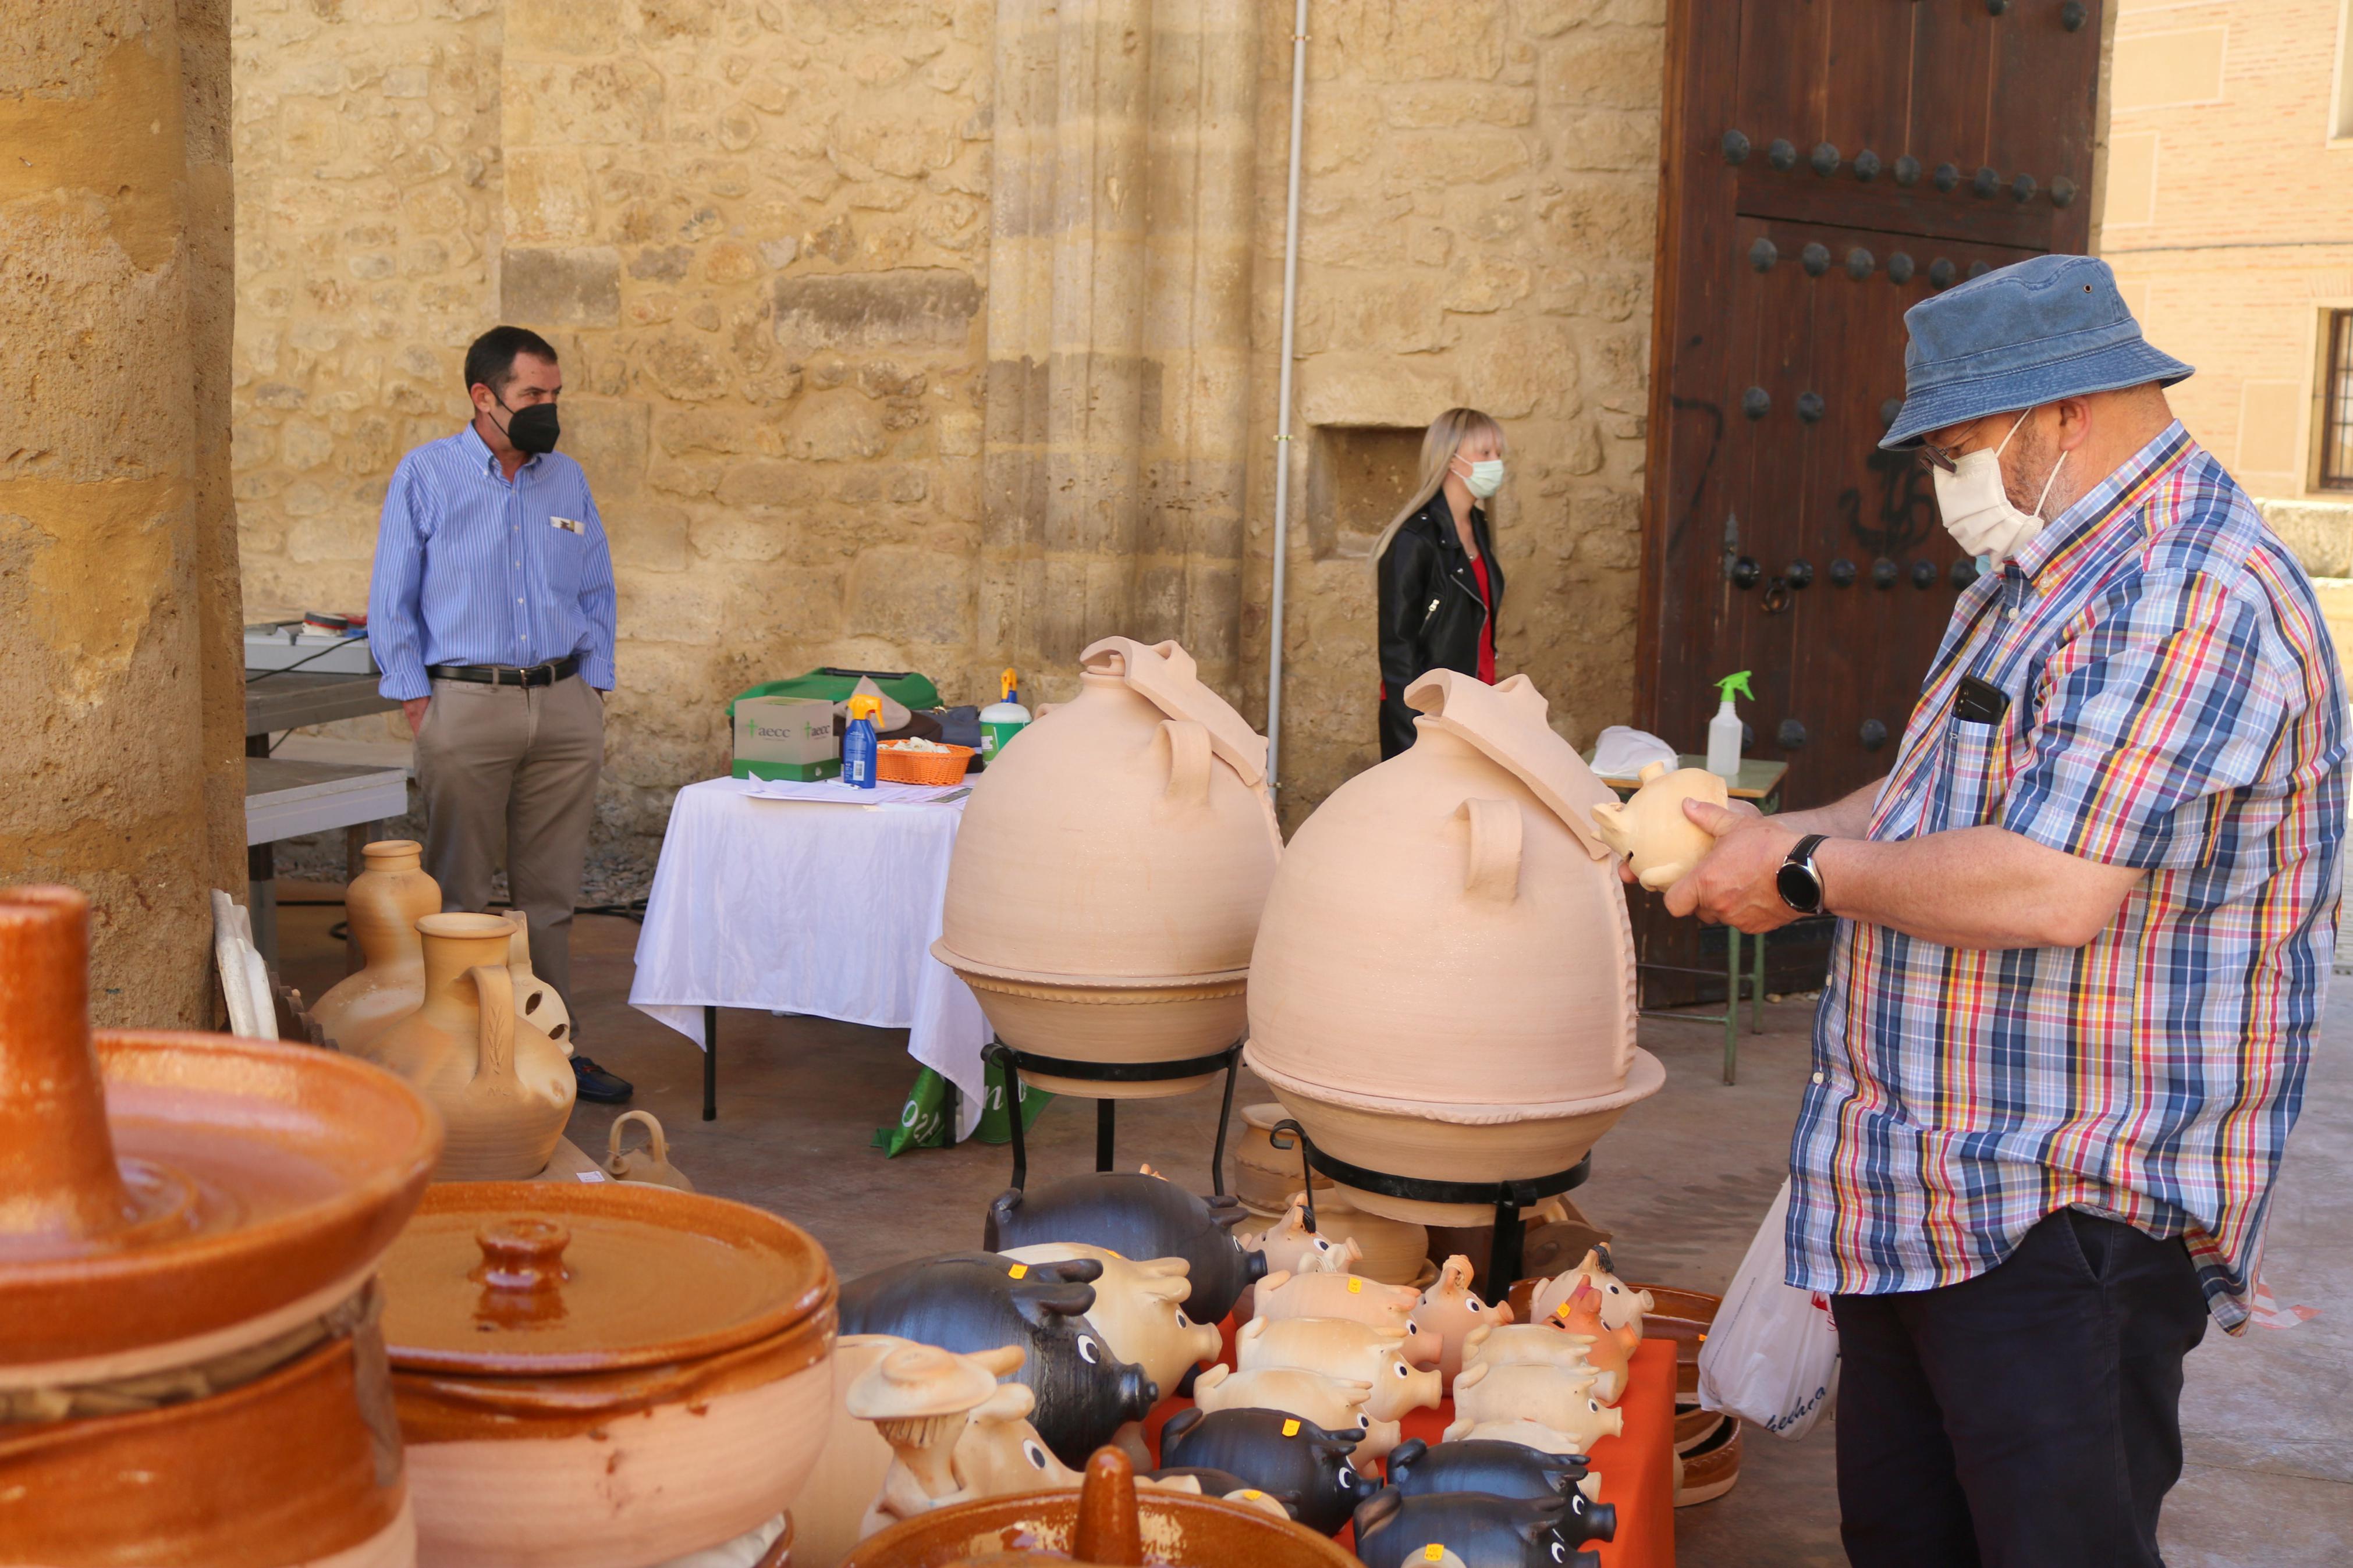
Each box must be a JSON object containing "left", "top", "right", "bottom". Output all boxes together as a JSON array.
[{"left": 494, "top": 395, "right": 561, "bottom": 456}]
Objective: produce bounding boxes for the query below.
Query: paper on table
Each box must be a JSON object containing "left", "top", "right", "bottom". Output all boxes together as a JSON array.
[{"left": 735, "top": 775, "right": 968, "bottom": 807}]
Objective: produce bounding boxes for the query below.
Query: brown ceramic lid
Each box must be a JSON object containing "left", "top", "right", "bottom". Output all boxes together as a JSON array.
[
  {"left": 0, "top": 887, "right": 443, "bottom": 1374},
  {"left": 380, "top": 1181, "right": 834, "bottom": 1374}
]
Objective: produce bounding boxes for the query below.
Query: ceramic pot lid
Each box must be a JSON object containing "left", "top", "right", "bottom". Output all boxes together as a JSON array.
[
  {"left": 1081, "top": 637, "right": 1268, "bottom": 787},
  {"left": 380, "top": 1181, "right": 834, "bottom": 1375},
  {"left": 1402, "top": 670, "right": 1618, "bottom": 859},
  {"left": 0, "top": 887, "right": 442, "bottom": 1378}
]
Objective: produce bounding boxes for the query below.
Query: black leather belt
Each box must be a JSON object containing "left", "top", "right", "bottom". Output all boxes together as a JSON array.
[{"left": 427, "top": 655, "right": 580, "bottom": 688}]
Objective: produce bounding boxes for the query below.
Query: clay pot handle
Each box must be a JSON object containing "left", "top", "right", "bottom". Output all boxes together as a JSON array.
[
  {"left": 471, "top": 1217, "right": 571, "bottom": 1295},
  {"left": 467, "top": 963, "right": 517, "bottom": 1090},
  {"left": 1158, "top": 720, "right": 1213, "bottom": 809},
  {"left": 608, "top": 1109, "right": 668, "bottom": 1166},
  {"left": 1458, "top": 798, "right": 1522, "bottom": 903}
]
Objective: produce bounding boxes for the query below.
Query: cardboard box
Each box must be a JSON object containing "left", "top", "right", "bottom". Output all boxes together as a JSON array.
[{"left": 732, "top": 696, "right": 839, "bottom": 781}]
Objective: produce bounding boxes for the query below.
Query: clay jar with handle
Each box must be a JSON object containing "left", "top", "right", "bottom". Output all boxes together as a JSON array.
[
  {"left": 933, "top": 638, "right": 1280, "bottom": 1098},
  {"left": 1244, "top": 672, "right": 1663, "bottom": 1225},
  {"left": 606, "top": 1109, "right": 695, "bottom": 1189},
  {"left": 311, "top": 838, "right": 441, "bottom": 1055},
  {"left": 370, "top": 912, "right": 575, "bottom": 1181},
  {"left": 380, "top": 1181, "right": 838, "bottom": 1568},
  {"left": 0, "top": 885, "right": 441, "bottom": 1567},
  {"left": 504, "top": 908, "right": 574, "bottom": 1050},
  {"left": 1588, "top": 762, "right": 1730, "bottom": 890}
]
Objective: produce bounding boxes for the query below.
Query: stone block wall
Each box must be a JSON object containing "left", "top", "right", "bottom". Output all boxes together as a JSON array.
[{"left": 230, "top": 0, "right": 1668, "bottom": 851}]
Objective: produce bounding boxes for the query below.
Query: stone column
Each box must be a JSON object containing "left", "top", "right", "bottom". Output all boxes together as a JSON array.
[
  {"left": 982, "top": 0, "right": 1260, "bottom": 698},
  {"left": 0, "top": 2, "right": 246, "bottom": 1027}
]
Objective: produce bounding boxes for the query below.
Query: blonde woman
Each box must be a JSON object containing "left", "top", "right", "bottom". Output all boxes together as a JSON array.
[{"left": 1374, "top": 407, "right": 1508, "bottom": 758}]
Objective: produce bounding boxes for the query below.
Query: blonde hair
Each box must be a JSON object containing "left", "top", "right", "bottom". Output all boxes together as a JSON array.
[{"left": 1371, "top": 407, "right": 1506, "bottom": 565}]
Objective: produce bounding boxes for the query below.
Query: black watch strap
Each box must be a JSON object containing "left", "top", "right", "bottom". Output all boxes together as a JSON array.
[{"left": 1778, "top": 834, "right": 1830, "bottom": 915}]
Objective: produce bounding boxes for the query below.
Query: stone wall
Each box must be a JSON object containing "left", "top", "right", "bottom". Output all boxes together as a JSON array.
[
  {"left": 230, "top": 0, "right": 1668, "bottom": 850},
  {"left": 1, "top": 1, "right": 247, "bottom": 1026}
]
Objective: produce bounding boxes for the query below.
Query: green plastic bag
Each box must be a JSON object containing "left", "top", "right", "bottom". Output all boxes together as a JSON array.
[{"left": 871, "top": 1060, "right": 1051, "bottom": 1157}]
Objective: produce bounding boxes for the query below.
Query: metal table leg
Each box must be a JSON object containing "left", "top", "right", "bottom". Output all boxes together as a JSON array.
[
  {"left": 1723, "top": 926, "right": 1740, "bottom": 1085},
  {"left": 703, "top": 1004, "right": 718, "bottom": 1121},
  {"left": 1752, "top": 927, "right": 1768, "bottom": 1034}
]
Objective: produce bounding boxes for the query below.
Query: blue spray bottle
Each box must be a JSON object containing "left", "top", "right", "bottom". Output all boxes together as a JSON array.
[{"left": 843, "top": 692, "right": 881, "bottom": 788}]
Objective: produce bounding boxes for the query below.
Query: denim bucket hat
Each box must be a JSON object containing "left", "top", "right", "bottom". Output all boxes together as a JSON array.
[{"left": 1880, "top": 254, "right": 2194, "bottom": 450}]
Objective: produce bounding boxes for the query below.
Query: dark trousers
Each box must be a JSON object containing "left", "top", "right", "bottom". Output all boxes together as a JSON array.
[{"left": 1832, "top": 1208, "right": 2209, "bottom": 1568}]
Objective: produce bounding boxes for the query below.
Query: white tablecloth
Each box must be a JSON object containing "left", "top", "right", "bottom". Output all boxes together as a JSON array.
[{"left": 628, "top": 776, "right": 992, "bottom": 1138}]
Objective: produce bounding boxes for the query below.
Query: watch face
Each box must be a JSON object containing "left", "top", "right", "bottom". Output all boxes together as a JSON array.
[{"left": 1776, "top": 860, "right": 1820, "bottom": 913}]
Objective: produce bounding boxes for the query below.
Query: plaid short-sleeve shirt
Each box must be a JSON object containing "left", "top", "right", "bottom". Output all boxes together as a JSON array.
[{"left": 1786, "top": 424, "right": 2347, "bottom": 1331}]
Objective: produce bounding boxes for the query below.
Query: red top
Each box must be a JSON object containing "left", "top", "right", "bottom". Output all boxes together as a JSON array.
[{"left": 1468, "top": 553, "right": 1497, "bottom": 684}]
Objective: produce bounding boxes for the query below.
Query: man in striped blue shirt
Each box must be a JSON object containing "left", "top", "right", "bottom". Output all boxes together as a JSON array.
[{"left": 368, "top": 325, "right": 630, "bottom": 1102}]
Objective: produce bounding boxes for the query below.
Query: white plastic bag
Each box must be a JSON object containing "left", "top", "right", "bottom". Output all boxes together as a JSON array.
[{"left": 1697, "top": 1179, "right": 1840, "bottom": 1439}]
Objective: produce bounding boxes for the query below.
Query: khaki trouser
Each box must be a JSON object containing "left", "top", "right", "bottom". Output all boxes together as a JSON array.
[{"left": 414, "top": 673, "right": 603, "bottom": 1010}]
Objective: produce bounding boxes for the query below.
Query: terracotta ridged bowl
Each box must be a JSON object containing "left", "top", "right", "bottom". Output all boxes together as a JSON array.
[
  {"left": 0, "top": 1329, "right": 415, "bottom": 1567},
  {"left": 1, "top": 1030, "right": 442, "bottom": 1382},
  {"left": 1245, "top": 1049, "right": 1666, "bottom": 1226},
  {"left": 934, "top": 948, "right": 1245, "bottom": 1099},
  {"left": 839, "top": 1484, "right": 1359, "bottom": 1568}
]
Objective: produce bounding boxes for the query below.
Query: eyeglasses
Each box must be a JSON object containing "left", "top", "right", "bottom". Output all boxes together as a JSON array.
[{"left": 1915, "top": 442, "right": 1960, "bottom": 474}]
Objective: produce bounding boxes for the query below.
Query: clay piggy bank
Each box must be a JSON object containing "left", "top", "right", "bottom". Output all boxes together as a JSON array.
[
  {"left": 1414, "top": 1254, "right": 1513, "bottom": 1386},
  {"left": 1158, "top": 1407, "right": 1379, "bottom": 1535},
  {"left": 849, "top": 1342, "right": 1079, "bottom": 1533},
  {"left": 1385, "top": 1438, "right": 1593, "bottom": 1502},
  {"left": 1446, "top": 1362, "right": 1624, "bottom": 1453},
  {"left": 1462, "top": 1323, "right": 1606, "bottom": 1392},
  {"left": 838, "top": 1252, "right": 1158, "bottom": 1466},
  {"left": 1001, "top": 1243, "right": 1224, "bottom": 1394},
  {"left": 1252, "top": 1270, "right": 1421, "bottom": 1332},
  {"left": 1440, "top": 1417, "right": 1602, "bottom": 1457},
  {"left": 1353, "top": 1490, "right": 1606, "bottom": 1568},
  {"left": 1191, "top": 1366, "right": 1401, "bottom": 1460},
  {"left": 983, "top": 1169, "right": 1266, "bottom": 1324},
  {"left": 1588, "top": 760, "right": 1728, "bottom": 890},
  {"left": 1240, "top": 1196, "right": 1362, "bottom": 1280},
  {"left": 1147, "top": 1468, "right": 1298, "bottom": 1519},
  {"left": 1531, "top": 1247, "right": 1653, "bottom": 1344},
  {"left": 1536, "top": 1282, "right": 1631, "bottom": 1402},
  {"left": 1235, "top": 1318, "right": 1440, "bottom": 1416}
]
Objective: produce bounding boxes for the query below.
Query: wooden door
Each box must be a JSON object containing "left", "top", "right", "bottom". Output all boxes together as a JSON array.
[{"left": 1637, "top": 0, "right": 2103, "bottom": 1000}]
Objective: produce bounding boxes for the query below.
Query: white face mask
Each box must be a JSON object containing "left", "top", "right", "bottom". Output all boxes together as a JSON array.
[
  {"left": 1455, "top": 455, "right": 1506, "bottom": 499},
  {"left": 1929, "top": 409, "right": 2068, "bottom": 561}
]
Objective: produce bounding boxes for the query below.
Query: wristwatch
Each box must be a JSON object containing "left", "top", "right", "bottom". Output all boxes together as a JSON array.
[{"left": 1776, "top": 834, "right": 1830, "bottom": 915}]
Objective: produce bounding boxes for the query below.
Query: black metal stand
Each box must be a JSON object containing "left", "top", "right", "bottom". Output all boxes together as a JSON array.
[
  {"left": 1266, "top": 1118, "right": 1591, "bottom": 1300},
  {"left": 703, "top": 1005, "right": 718, "bottom": 1121},
  {"left": 987, "top": 1040, "right": 1243, "bottom": 1198}
]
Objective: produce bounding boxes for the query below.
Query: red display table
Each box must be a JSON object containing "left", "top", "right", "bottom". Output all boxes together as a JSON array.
[{"left": 1144, "top": 1335, "right": 1675, "bottom": 1567}]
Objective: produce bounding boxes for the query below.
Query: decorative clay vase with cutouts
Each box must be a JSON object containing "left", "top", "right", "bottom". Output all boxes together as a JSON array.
[
  {"left": 368, "top": 913, "right": 575, "bottom": 1181},
  {"left": 310, "top": 838, "right": 441, "bottom": 1054},
  {"left": 1245, "top": 672, "right": 1663, "bottom": 1225},
  {"left": 934, "top": 638, "right": 1281, "bottom": 1098}
]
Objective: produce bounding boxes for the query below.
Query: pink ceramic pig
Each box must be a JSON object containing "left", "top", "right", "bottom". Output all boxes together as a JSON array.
[
  {"left": 1190, "top": 1364, "right": 1403, "bottom": 1460},
  {"left": 1240, "top": 1194, "right": 1364, "bottom": 1280},
  {"left": 1530, "top": 1247, "right": 1653, "bottom": 1344},
  {"left": 999, "top": 1242, "right": 1225, "bottom": 1394},
  {"left": 1446, "top": 1360, "right": 1624, "bottom": 1452},
  {"left": 1251, "top": 1269, "right": 1420, "bottom": 1332},
  {"left": 1441, "top": 1416, "right": 1607, "bottom": 1457},
  {"left": 1541, "top": 1281, "right": 1632, "bottom": 1403},
  {"left": 1412, "top": 1254, "right": 1513, "bottom": 1388},
  {"left": 1234, "top": 1317, "right": 1441, "bottom": 1417}
]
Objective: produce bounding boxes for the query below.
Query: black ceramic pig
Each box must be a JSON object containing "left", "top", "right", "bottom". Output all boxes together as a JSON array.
[
  {"left": 1353, "top": 1489, "right": 1605, "bottom": 1567},
  {"left": 1145, "top": 1466, "right": 1301, "bottom": 1518},
  {"left": 838, "top": 1251, "right": 1157, "bottom": 1467},
  {"left": 1386, "top": 1441, "right": 1603, "bottom": 1528},
  {"left": 982, "top": 1170, "right": 1266, "bottom": 1323},
  {"left": 1157, "top": 1407, "right": 1378, "bottom": 1535}
]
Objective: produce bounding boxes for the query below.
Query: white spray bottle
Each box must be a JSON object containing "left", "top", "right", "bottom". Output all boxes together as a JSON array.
[{"left": 1706, "top": 670, "right": 1754, "bottom": 783}]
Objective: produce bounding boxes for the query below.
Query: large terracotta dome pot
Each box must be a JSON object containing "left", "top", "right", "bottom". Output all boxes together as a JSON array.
[
  {"left": 367, "top": 913, "right": 574, "bottom": 1181},
  {"left": 312, "top": 840, "right": 442, "bottom": 1055},
  {"left": 380, "top": 1181, "right": 837, "bottom": 1568},
  {"left": 933, "top": 638, "right": 1280, "bottom": 1098},
  {"left": 1244, "top": 673, "right": 1663, "bottom": 1225}
]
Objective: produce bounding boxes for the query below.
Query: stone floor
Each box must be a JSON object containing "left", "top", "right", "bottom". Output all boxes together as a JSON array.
[{"left": 275, "top": 886, "right": 2353, "bottom": 1567}]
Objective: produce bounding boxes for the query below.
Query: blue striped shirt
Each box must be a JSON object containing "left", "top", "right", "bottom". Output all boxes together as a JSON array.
[{"left": 367, "top": 425, "right": 617, "bottom": 700}]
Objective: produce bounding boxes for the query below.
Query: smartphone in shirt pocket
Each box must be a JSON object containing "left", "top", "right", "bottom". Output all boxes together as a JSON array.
[{"left": 1932, "top": 674, "right": 2020, "bottom": 831}]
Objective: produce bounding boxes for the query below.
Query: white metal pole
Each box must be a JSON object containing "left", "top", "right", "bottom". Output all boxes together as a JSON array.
[{"left": 1265, "top": 0, "right": 1309, "bottom": 792}]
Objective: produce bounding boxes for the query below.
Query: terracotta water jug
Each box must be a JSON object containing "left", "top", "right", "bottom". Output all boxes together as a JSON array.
[
  {"left": 311, "top": 838, "right": 440, "bottom": 1054},
  {"left": 0, "top": 885, "right": 439, "bottom": 1566},
  {"left": 370, "top": 912, "right": 576, "bottom": 1180},
  {"left": 505, "top": 908, "right": 574, "bottom": 1048},
  {"left": 934, "top": 638, "right": 1281, "bottom": 1098},
  {"left": 606, "top": 1109, "right": 696, "bottom": 1189},
  {"left": 1244, "top": 671, "right": 1663, "bottom": 1225},
  {"left": 1588, "top": 761, "right": 1729, "bottom": 890}
]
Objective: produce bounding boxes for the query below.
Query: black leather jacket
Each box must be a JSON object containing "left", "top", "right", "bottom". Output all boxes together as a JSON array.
[{"left": 1376, "top": 493, "right": 1502, "bottom": 758}]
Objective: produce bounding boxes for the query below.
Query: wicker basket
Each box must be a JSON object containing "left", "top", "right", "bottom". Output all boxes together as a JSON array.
[{"left": 876, "top": 742, "right": 974, "bottom": 785}]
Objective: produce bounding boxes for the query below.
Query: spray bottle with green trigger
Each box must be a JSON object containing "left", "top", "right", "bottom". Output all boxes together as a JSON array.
[{"left": 1706, "top": 670, "right": 1754, "bottom": 783}]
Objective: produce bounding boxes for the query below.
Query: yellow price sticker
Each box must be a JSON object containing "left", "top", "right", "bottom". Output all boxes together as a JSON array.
[
  {"left": 1281, "top": 1418, "right": 1300, "bottom": 1437},
  {"left": 1008, "top": 1263, "right": 1028, "bottom": 1279},
  {"left": 1347, "top": 1277, "right": 1363, "bottom": 1294},
  {"left": 1243, "top": 1490, "right": 1262, "bottom": 1500},
  {"left": 1424, "top": 1548, "right": 1447, "bottom": 1563}
]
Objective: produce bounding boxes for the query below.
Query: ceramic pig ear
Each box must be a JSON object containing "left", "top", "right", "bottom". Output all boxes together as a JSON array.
[
  {"left": 1161, "top": 1406, "right": 1204, "bottom": 1445},
  {"left": 1386, "top": 1437, "right": 1428, "bottom": 1474},
  {"left": 1351, "top": 1490, "right": 1403, "bottom": 1540},
  {"left": 1022, "top": 1283, "right": 1101, "bottom": 1321}
]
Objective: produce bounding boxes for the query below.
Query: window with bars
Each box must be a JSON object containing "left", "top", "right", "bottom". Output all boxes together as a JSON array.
[{"left": 2325, "top": 311, "right": 2353, "bottom": 491}]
